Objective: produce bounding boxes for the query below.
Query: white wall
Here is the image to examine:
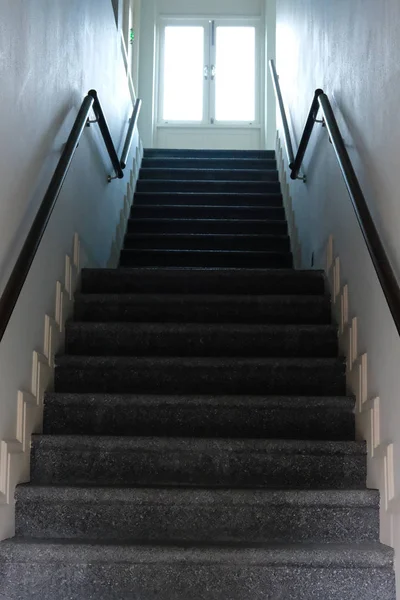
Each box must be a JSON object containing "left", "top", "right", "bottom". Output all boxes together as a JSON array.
[
  {"left": 0, "top": 0, "right": 140, "bottom": 538},
  {"left": 275, "top": 0, "right": 400, "bottom": 591},
  {"left": 138, "top": 0, "right": 158, "bottom": 148},
  {"left": 264, "top": 0, "right": 276, "bottom": 149},
  {"left": 138, "top": 0, "right": 276, "bottom": 149}
]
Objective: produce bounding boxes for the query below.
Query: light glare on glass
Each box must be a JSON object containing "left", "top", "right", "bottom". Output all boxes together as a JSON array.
[
  {"left": 215, "top": 27, "right": 256, "bottom": 122},
  {"left": 163, "top": 26, "right": 204, "bottom": 121}
]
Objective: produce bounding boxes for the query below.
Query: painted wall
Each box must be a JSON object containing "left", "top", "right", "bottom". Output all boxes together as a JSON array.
[
  {"left": 264, "top": 0, "right": 276, "bottom": 148},
  {"left": 138, "top": 0, "right": 276, "bottom": 149},
  {"left": 275, "top": 0, "right": 400, "bottom": 591},
  {"left": 0, "top": 0, "right": 140, "bottom": 538}
]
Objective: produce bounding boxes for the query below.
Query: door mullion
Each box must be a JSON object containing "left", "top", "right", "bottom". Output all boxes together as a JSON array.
[
  {"left": 204, "top": 20, "right": 212, "bottom": 125},
  {"left": 209, "top": 20, "right": 216, "bottom": 125},
  {"left": 199, "top": 20, "right": 211, "bottom": 125}
]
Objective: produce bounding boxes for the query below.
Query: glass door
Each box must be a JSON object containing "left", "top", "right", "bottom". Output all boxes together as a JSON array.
[
  {"left": 158, "top": 18, "right": 260, "bottom": 126},
  {"left": 212, "top": 23, "right": 257, "bottom": 123},
  {"left": 159, "top": 22, "right": 210, "bottom": 124}
]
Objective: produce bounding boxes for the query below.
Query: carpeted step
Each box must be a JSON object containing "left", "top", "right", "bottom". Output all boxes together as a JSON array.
[
  {"left": 80, "top": 268, "right": 326, "bottom": 295},
  {"left": 54, "top": 355, "right": 346, "bottom": 395},
  {"left": 0, "top": 540, "right": 394, "bottom": 600},
  {"left": 65, "top": 323, "right": 338, "bottom": 358},
  {"left": 30, "top": 436, "right": 365, "bottom": 488},
  {"left": 127, "top": 218, "right": 287, "bottom": 235},
  {"left": 43, "top": 393, "right": 355, "bottom": 439},
  {"left": 136, "top": 179, "right": 281, "bottom": 194},
  {"left": 141, "top": 157, "right": 277, "bottom": 170},
  {"left": 15, "top": 486, "right": 379, "bottom": 543},
  {"left": 123, "top": 233, "right": 291, "bottom": 252},
  {"left": 73, "top": 293, "right": 332, "bottom": 324},
  {"left": 1, "top": 144, "right": 395, "bottom": 600},
  {"left": 130, "top": 205, "right": 285, "bottom": 220},
  {"left": 133, "top": 191, "right": 283, "bottom": 207},
  {"left": 138, "top": 168, "right": 279, "bottom": 182},
  {"left": 144, "top": 148, "right": 276, "bottom": 159},
  {"left": 119, "top": 248, "right": 293, "bottom": 269}
]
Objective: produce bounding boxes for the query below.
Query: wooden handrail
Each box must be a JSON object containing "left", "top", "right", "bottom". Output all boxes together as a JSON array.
[
  {"left": 269, "top": 58, "right": 400, "bottom": 336},
  {"left": 0, "top": 91, "right": 141, "bottom": 341}
]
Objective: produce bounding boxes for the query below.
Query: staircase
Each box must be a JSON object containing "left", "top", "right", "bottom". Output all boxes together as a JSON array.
[{"left": 0, "top": 148, "right": 395, "bottom": 599}]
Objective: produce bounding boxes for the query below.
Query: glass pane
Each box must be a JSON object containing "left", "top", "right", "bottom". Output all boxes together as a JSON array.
[
  {"left": 163, "top": 26, "right": 204, "bottom": 121},
  {"left": 215, "top": 27, "right": 256, "bottom": 122}
]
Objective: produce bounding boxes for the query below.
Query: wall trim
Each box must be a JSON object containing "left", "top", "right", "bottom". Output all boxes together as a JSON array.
[
  {"left": 276, "top": 126, "right": 398, "bottom": 548},
  {"left": 325, "top": 234, "right": 398, "bottom": 536},
  {"left": 0, "top": 140, "right": 143, "bottom": 540},
  {"left": 275, "top": 134, "right": 301, "bottom": 268},
  {"left": 107, "top": 149, "right": 143, "bottom": 268},
  {"left": 0, "top": 232, "right": 81, "bottom": 538}
]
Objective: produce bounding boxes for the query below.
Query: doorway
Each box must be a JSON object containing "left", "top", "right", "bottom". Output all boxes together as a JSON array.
[{"left": 156, "top": 17, "right": 263, "bottom": 149}]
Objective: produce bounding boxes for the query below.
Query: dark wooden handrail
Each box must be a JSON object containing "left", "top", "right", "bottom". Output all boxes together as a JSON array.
[
  {"left": 290, "top": 88, "right": 323, "bottom": 180},
  {"left": 88, "top": 90, "right": 124, "bottom": 180},
  {"left": 269, "top": 59, "right": 295, "bottom": 168},
  {"left": 269, "top": 59, "right": 400, "bottom": 335},
  {"left": 0, "top": 91, "right": 140, "bottom": 342},
  {"left": 121, "top": 99, "right": 142, "bottom": 169}
]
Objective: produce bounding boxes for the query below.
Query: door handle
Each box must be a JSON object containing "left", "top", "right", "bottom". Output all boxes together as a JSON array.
[
  {"left": 204, "top": 66, "right": 209, "bottom": 80},
  {"left": 211, "top": 65, "right": 216, "bottom": 80}
]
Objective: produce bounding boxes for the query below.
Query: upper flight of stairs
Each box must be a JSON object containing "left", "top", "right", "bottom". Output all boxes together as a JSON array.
[
  {"left": 122, "top": 149, "right": 291, "bottom": 269},
  {"left": 0, "top": 148, "right": 395, "bottom": 599}
]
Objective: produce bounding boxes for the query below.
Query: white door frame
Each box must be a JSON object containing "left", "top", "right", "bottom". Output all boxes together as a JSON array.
[
  {"left": 155, "top": 14, "right": 264, "bottom": 131},
  {"left": 209, "top": 17, "right": 263, "bottom": 127},
  {"left": 157, "top": 17, "right": 211, "bottom": 127}
]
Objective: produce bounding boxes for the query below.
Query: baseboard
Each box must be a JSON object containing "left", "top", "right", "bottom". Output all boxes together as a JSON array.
[
  {"left": 107, "top": 145, "right": 142, "bottom": 268},
  {"left": 0, "top": 233, "right": 81, "bottom": 540},
  {"left": 275, "top": 134, "right": 302, "bottom": 268},
  {"left": 276, "top": 126, "right": 395, "bottom": 552}
]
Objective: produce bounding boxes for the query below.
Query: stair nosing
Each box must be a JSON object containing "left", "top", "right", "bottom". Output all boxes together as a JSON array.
[
  {"left": 124, "top": 233, "right": 289, "bottom": 238},
  {"left": 137, "top": 179, "right": 280, "bottom": 184},
  {"left": 55, "top": 356, "right": 346, "bottom": 370},
  {"left": 44, "top": 392, "right": 355, "bottom": 409},
  {"left": 139, "top": 168, "right": 278, "bottom": 173},
  {"left": 131, "top": 204, "right": 284, "bottom": 209},
  {"left": 0, "top": 539, "right": 393, "bottom": 568},
  {"left": 128, "top": 217, "right": 287, "bottom": 222},
  {"left": 74, "top": 292, "right": 328, "bottom": 299},
  {"left": 120, "top": 249, "right": 292, "bottom": 256},
  {"left": 66, "top": 322, "right": 337, "bottom": 333},
  {"left": 15, "top": 485, "right": 379, "bottom": 507},
  {"left": 31, "top": 434, "right": 365, "bottom": 455},
  {"left": 134, "top": 192, "right": 282, "bottom": 197}
]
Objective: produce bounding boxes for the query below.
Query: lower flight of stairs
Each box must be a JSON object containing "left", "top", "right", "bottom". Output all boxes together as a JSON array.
[{"left": 0, "top": 148, "right": 395, "bottom": 599}]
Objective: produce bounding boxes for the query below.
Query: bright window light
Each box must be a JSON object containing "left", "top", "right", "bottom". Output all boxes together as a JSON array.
[
  {"left": 215, "top": 27, "right": 256, "bottom": 122},
  {"left": 163, "top": 26, "right": 204, "bottom": 121}
]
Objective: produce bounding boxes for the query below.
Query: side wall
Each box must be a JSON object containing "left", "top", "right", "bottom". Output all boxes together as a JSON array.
[
  {"left": 0, "top": 0, "right": 142, "bottom": 538},
  {"left": 264, "top": 0, "right": 276, "bottom": 149},
  {"left": 275, "top": 0, "right": 400, "bottom": 592}
]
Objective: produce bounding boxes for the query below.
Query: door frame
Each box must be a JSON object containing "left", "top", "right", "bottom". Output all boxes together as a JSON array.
[
  {"left": 209, "top": 17, "right": 263, "bottom": 127},
  {"left": 155, "top": 14, "right": 264, "bottom": 131},
  {"left": 157, "top": 17, "right": 211, "bottom": 127}
]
